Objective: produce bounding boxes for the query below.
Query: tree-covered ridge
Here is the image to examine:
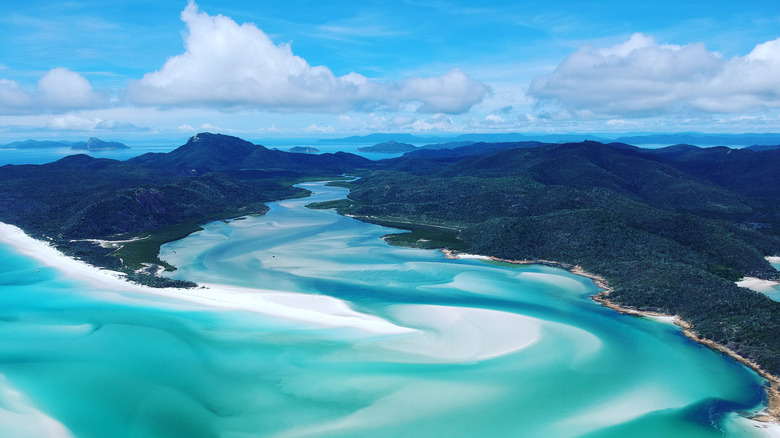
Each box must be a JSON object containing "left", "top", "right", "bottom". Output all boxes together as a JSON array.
[
  {"left": 128, "top": 132, "right": 370, "bottom": 175},
  {"left": 0, "top": 133, "right": 370, "bottom": 286},
  {"left": 340, "top": 141, "right": 780, "bottom": 375},
  {"left": 2, "top": 133, "right": 780, "bottom": 375}
]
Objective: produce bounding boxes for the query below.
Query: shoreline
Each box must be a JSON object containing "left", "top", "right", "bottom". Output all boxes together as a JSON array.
[
  {"left": 3, "top": 217, "right": 779, "bottom": 428},
  {"left": 444, "top": 249, "right": 780, "bottom": 425},
  {"left": 593, "top": 289, "right": 780, "bottom": 424},
  {"left": 0, "top": 222, "right": 417, "bottom": 336}
]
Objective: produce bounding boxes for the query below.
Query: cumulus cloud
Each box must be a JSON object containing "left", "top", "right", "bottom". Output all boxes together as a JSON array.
[
  {"left": 38, "top": 68, "right": 106, "bottom": 109},
  {"left": 304, "top": 123, "right": 335, "bottom": 133},
  {"left": 0, "top": 79, "right": 32, "bottom": 111},
  {"left": 127, "top": 1, "right": 487, "bottom": 113},
  {"left": 410, "top": 114, "right": 458, "bottom": 131},
  {"left": 47, "top": 115, "right": 140, "bottom": 131},
  {"left": 0, "top": 69, "right": 107, "bottom": 114},
  {"left": 529, "top": 33, "right": 780, "bottom": 117},
  {"left": 484, "top": 114, "right": 505, "bottom": 124}
]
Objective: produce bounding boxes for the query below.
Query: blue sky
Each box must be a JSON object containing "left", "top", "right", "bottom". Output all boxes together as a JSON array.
[{"left": 1, "top": 0, "right": 779, "bottom": 141}]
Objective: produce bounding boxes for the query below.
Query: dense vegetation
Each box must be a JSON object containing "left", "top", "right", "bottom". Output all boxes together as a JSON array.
[
  {"left": 338, "top": 141, "right": 780, "bottom": 375},
  {"left": 0, "top": 133, "right": 368, "bottom": 287},
  {"left": 3, "top": 132, "right": 780, "bottom": 376}
]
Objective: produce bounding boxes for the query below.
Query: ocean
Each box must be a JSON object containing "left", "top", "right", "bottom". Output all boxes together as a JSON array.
[{"left": 0, "top": 151, "right": 776, "bottom": 437}]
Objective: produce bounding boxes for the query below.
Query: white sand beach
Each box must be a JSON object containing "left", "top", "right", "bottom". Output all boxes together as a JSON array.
[
  {"left": 0, "top": 222, "right": 414, "bottom": 336},
  {"left": 0, "top": 374, "right": 74, "bottom": 438},
  {"left": 375, "top": 304, "right": 541, "bottom": 363},
  {"left": 737, "top": 277, "right": 780, "bottom": 292},
  {"left": 0, "top": 222, "right": 550, "bottom": 356}
]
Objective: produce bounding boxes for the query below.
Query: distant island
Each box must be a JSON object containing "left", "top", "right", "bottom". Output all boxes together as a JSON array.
[
  {"left": 72, "top": 137, "right": 130, "bottom": 151},
  {"left": 357, "top": 140, "right": 418, "bottom": 153},
  {"left": 287, "top": 146, "right": 320, "bottom": 154},
  {"left": 0, "top": 137, "right": 129, "bottom": 151},
  {"left": 320, "top": 132, "right": 780, "bottom": 147}
]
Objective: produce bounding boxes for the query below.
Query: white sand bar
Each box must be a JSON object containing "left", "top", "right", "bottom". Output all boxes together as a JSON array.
[
  {"left": 0, "top": 222, "right": 414, "bottom": 336},
  {"left": 737, "top": 277, "right": 780, "bottom": 292},
  {"left": 369, "top": 304, "right": 541, "bottom": 363}
]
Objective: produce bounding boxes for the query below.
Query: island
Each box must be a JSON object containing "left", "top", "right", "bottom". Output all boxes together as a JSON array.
[
  {"left": 0, "top": 133, "right": 368, "bottom": 286},
  {"left": 0, "top": 137, "right": 130, "bottom": 151},
  {"left": 71, "top": 137, "right": 130, "bottom": 151},
  {"left": 357, "top": 140, "right": 418, "bottom": 153},
  {"left": 287, "top": 146, "right": 320, "bottom": 154},
  {"left": 1, "top": 133, "right": 779, "bottom": 421}
]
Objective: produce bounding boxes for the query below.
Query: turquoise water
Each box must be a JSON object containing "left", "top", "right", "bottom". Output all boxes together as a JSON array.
[
  {"left": 766, "top": 260, "right": 780, "bottom": 302},
  {"left": 0, "top": 181, "right": 773, "bottom": 437},
  {"left": 743, "top": 260, "right": 780, "bottom": 302}
]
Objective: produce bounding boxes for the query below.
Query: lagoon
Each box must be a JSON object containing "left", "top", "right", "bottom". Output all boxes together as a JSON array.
[{"left": 0, "top": 181, "right": 776, "bottom": 437}]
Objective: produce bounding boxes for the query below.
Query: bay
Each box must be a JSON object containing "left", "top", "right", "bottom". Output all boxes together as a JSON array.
[{"left": 0, "top": 181, "right": 775, "bottom": 437}]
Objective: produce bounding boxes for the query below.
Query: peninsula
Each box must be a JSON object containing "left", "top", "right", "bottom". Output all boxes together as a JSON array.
[{"left": 1, "top": 133, "right": 779, "bottom": 420}]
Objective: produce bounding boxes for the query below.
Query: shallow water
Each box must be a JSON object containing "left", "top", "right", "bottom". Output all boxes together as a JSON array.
[
  {"left": 742, "top": 259, "right": 780, "bottom": 302},
  {"left": 0, "top": 181, "right": 774, "bottom": 437},
  {"left": 766, "top": 260, "right": 780, "bottom": 302}
]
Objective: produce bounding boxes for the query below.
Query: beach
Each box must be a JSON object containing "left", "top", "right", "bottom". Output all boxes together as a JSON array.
[
  {"left": 445, "top": 248, "right": 780, "bottom": 428},
  {"left": 3, "top": 216, "right": 779, "bottom": 437},
  {"left": 738, "top": 277, "right": 780, "bottom": 292},
  {"left": 0, "top": 222, "right": 416, "bottom": 336},
  {"left": 0, "top": 221, "right": 552, "bottom": 359}
]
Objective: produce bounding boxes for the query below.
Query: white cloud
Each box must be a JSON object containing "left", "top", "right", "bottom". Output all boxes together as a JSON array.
[
  {"left": 529, "top": 34, "right": 780, "bottom": 117},
  {"left": 201, "top": 123, "right": 224, "bottom": 132},
  {"left": 47, "top": 115, "right": 102, "bottom": 130},
  {"left": 46, "top": 114, "right": 140, "bottom": 131},
  {"left": 485, "top": 114, "right": 505, "bottom": 124},
  {"left": 178, "top": 124, "right": 195, "bottom": 132},
  {"left": 127, "top": 1, "right": 487, "bottom": 114},
  {"left": 395, "top": 69, "right": 491, "bottom": 113},
  {"left": 0, "top": 79, "right": 33, "bottom": 111},
  {"left": 410, "top": 114, "right": 457, "bottom": 131},
  {"left": 0, "top": 69, "right": 107, "bottom": 115},
  {"left": 38, "top": 68, "right": 106, "bottom": 109},
  {"left": 391, "top": 115, "right": 416, "bottom": 126},
  {"left": 304, "top": 123, "right": 335, "bottom": 133}
]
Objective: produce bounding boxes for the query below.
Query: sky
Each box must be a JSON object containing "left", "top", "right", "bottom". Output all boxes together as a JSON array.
[{"left": 1, "top": 0, "right": 780, "bottom": 141}]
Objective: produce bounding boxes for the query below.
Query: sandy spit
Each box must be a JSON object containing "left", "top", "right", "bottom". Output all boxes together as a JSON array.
[{"left": 443, "top": 249, "right": 780, "bottom": 426}]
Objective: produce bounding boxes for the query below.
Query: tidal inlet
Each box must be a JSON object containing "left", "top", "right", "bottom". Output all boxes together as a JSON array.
[{"left": 0, "top": 182, "right": 774, "bottom": 438}]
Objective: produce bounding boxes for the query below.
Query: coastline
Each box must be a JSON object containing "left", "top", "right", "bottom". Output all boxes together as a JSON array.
[
  {"left": 593, "top": 289, "right": 780, "bottom": 425},
  {"left": 4, "top": 217, "right": 779, "bottom": 430},
  {"left": 0, "top": 222, "right": 416, "bottom": 336},
  {"left": 444, "top": 249, "right": 780, "bottom": 425}
]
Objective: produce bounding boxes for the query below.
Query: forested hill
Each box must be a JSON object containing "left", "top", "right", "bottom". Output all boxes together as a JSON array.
[
  {"left": 2, "top": 133, "right": 780, "bottom": 374},
  {"left": 339, "top": 141, "right": 780, "bottom": 375},
  {"left": 128, "top": 132, "right": 369, "bottom": 175},
  {"left": 0, "top": 133, "right": 371, "bottom": 286}
]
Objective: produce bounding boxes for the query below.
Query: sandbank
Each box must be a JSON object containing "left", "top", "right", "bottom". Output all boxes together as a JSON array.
[
  {"left": 0, "top": 374, "right": 74, "bottom": 438},
  {"left": 738, "top": 277, "right": 780, "bottom": 292},
  {"left": 374, "top": 304, "right": 541, "bottom": 363},
  {"left": 443, "top": 249, "right": 780, "bottom": 426},
  {"left": 0, "top": 222, "right": 414, "bottom": 336},
  {"left": 442, "top": 249, "right": 490, "bottom": 261},
  {"left": 594, "top": 286, "right": 780, "bottom": 426},
  {"left": 0, "top": 222, "right": 546, "bottom": 359}
]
